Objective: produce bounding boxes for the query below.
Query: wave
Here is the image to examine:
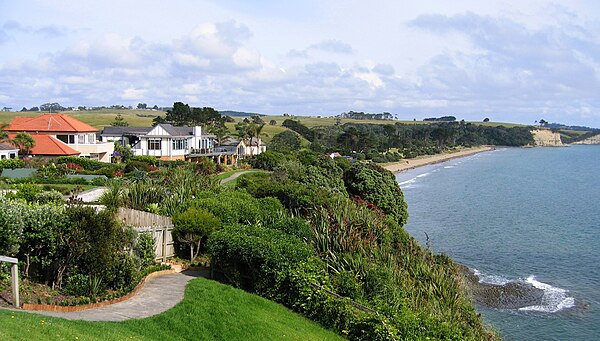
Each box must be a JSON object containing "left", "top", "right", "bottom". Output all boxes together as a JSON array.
[
  {"left": 472, "top": 268, "right": 511, "bottom": 285},
  {"left": 444, "top": 165, "right": 455, "bottom": 169},
  {"left": 518, "top": 276, "right": 576, "bottom": 313}
]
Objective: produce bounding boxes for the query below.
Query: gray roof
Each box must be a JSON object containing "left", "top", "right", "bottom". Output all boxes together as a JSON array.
[
  {"left": 101, "top": 124, "right": 214, "bottom": 138},
  {"left": 0, "top": 143, "right": 18, "bottom": 151},
  {"left": 100, "top": 126, "right": 152, "bottom": 136}
]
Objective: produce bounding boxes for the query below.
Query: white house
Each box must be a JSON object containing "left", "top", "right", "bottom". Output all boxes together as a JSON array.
[
  {"left": 101, "top": 124, "right": 215, "bottom": 161},
  {"left": 0, "top": 143, "right": 19, "bottom": 160}
]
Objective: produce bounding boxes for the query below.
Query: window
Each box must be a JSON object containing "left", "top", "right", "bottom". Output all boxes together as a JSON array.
[
  {"left": 172, "top": 139, "right": 188, "bottom": 150},
  {"left": 56, "top": 135, "right": 75, "bottom": 144},
  {"left": 1, "top": 155, "right": 5, "bottom": 160},
  {"left": 148, "top": 139, "right": 161, "bottom": 150},
  {"left": 78, "top": 134, "right": 85, "bottom": 144}
]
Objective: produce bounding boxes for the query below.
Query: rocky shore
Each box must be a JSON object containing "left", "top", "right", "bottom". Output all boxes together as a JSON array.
[{"left": 459, "top": 265, "right": 546, "bottom": 310}]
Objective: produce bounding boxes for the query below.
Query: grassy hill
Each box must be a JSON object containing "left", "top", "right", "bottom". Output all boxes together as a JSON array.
[{"left": 0, "top": 277, "right": 342, "bottom": 341}]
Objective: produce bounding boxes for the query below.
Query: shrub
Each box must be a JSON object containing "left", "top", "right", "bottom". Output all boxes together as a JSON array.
[
  {"left": 246, "top": 151, "right": 287, "bottom": 171},
  {"left": 129, "top": 155, "right": 159, "bottom": 166},
  {"left": 34, "top": 190, "right": 64, "bottom": 204},
  {"left": 173, "top": 207, "right": 221, "bottom": 261},
  {"left": 56, "top": 156, "right": 105, "bottom": 171},
  {"left": 0, "top": 158, "right": 25, "bottom": 171},
  {"left": 5, "top": 183, "right": 43, "bottom": 202},
  {"left": 192, "top": 190, "right": 282, "bottom": 226},
  {"left": 344, "top": 162, "right": 409, "bottom": 226},
  {"left": 124, "top": 160, "right": 150, "bottom": 173},
  {"left": 208, "top": 224, "right": 314, "bottom": 294},
  {"left": 188, "top": 157, "right": 216, "bottom": 175},
  {"left": 135, "top": 232, "right": 157, "bottom": 267}
]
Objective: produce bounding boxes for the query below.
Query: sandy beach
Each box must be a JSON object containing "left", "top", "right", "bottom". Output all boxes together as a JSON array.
[{"left": 381, "top": 146, "right": 493, "bottom": 173}]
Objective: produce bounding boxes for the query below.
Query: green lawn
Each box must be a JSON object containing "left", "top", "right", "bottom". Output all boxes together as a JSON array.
[{"left": 0, "top": 277, "right": 342, "bottom": 341}]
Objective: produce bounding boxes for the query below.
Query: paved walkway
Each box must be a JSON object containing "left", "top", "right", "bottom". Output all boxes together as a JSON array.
[
  {"left": 220, "top": 170, "right": 256, "bottom": 185},
  {"left": 24, "top": 270, "right": 205, "bottom": 321},
  {"left": 71, "top": 187, "right": 109, "bottom": 202}
]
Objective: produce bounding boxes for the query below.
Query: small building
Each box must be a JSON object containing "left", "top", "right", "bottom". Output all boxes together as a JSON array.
[
  {"left": 5, "top": 113, "right": 114, "bottom": 162},
  {"left": 0, "top": 143, "right": 19, "bottom": 160}
]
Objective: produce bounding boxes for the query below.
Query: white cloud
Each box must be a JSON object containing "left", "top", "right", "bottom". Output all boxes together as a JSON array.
[
  {"left": 121, "top": 88, "right": 147, "bottom": 100},
  {"left": 1, "top": 2, "right": 600, "bottom": 126}
]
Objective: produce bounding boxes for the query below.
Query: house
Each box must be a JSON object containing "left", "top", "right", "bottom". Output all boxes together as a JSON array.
[
  {"left": 101, "top": 124, "right": 267, "bottom": 164},
  {"left": 5, "top": 113, "right": 114, "bottom": 162},
  {"left": 100, "top": 124, "right": 215, "bottom": 161},
  {"left": 0, "top": 143, "right": 19, "bottom": 160}
]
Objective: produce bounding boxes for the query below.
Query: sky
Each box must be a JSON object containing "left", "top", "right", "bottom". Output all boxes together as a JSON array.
[{"left": 1, "top": 0, "right": 600, "bottom": 127}]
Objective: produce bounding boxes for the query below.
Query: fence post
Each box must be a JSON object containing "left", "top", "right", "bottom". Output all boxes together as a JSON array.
[
  {"left": 162, "top": 227, "right": 167, "bottom": 263},
  {"left": 1, "top": 256, "right": 19, "bottom": 308},
  {"left": 11, "top": 263, "right": 19, "bottom": 308}
]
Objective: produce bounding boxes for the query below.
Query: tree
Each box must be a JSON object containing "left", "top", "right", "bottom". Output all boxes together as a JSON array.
[
  {"left": 111, "top": 113, "right": 129, "bottom": 127},
  {"left": 173, "top": 207, "right": 221, "bottom": 261},
  {"left": 539, "top": 119, "right": 547, "bottom": 127},
  {"left": 269, "top": 131, "right": 301, "bottom": 152},
  {"left": 137, "top": 103, "right": 147, "bottom": 110},
  {"left": 483, "top": 118, "right": 490, "bottom": 122},
  {"left": 269, "top": 119, "right": 277, "bottom": 126},
  {"left": 12, "top": 132, "right": 35, "bottom": 156},
  {"left": 251, "top": 115, "right": 265, "bottom": 125},
  {"left": 40, "top": 102, "right": 65, "bottom": 112}
]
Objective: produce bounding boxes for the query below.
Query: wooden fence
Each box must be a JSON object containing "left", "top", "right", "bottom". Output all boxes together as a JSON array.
[{"left": 117, "top": 208, "right": 174, "bottom": 261}]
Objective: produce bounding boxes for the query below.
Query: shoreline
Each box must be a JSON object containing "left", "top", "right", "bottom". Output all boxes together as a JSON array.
[{"left": 381, "top": 146, "right": 494, "bottom": 173}]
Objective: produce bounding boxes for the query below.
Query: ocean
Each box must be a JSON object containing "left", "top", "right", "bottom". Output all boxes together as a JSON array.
[{"left": 395, "top": 145, "right": 600, "bottom": 341}]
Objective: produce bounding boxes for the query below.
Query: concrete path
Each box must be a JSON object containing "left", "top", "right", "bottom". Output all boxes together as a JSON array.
[
  {"left": 220, "top": 170, "right": 257, "bottom": 185},
  {"left": 26, "top": 270, "right": 205, "bottom": 321},
  {"left": 70, "top": 187, "right": 109, "bottom": 203}
]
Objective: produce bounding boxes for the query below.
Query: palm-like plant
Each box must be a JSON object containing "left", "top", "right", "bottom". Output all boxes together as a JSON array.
[{"left": 0, "top": 123, "right": 9, "bottom": 142}]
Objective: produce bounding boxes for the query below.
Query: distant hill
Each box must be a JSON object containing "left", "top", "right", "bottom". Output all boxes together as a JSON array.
[{"left": 220, "top": 110, "right": 265, "bottom": 117}]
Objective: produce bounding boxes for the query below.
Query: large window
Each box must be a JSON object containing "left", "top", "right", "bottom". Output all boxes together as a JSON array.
[
  {"left": 148, "top": 139, "right": 161, "bottom": 150},
  {"left": 172, "top": 139, "right": 188, "bottom": 150},
  {"left": 56, "top": 134, "right": 75, "bottom": 144}
]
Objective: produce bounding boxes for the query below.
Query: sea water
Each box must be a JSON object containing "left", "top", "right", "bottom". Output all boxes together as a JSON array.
[{"left": 396, "top": 146, "right": 600, "bottom": 340}]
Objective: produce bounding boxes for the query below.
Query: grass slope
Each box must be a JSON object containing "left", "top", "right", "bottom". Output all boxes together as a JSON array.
[{"left": 0, "top": 277, "right": 342, "bottom": 341}]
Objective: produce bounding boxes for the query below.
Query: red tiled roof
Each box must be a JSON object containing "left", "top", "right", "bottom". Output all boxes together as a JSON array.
[
  {"left": 7, "top": 133, "right": 80, "bottom": 156},
  {"left": 7, "top": 113, "right": 97, "bottom": 133}
]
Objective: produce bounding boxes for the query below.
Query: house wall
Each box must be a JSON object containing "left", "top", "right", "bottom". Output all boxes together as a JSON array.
[
  {"left": 76, "top": 142, "right": 114, "bottom": 162},
  {"left": 0, "top": 149, "right": 19, "bottom": 159}
]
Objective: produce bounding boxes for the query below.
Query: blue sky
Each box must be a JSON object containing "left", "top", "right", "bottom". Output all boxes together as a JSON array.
[{"left": 1, "top": 0, "right": 600, "bottom": 126}]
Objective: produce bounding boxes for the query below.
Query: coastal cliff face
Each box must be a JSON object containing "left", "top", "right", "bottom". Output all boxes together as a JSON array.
[
  {"left": 531, "top": 129, "right": 563, "bottom": 146},
  {"left": 573, "top": 133, "right": 600, "bottom": 145}
]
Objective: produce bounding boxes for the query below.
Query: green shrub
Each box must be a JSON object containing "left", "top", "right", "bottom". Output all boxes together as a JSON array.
[
  {"left": 129, "top": 155, "right": 159, "bottom": 166},
  {"left": 343, "top": 162, "right": 409, "bottom": 226},
  {"left": 0, "top": 158, "right": 25, "bottom": 171},
  {"left": 5, "top": 183, "right": 43, "bottom": 202},
  {"left": 173, "top": 207, "right": 221, "bottom": 261},
  {"left": 63, "top": 274, "right": 91, "bottom": 296},
  {"left": 109, "top": 253, "right": 138, "bottom": 290},
  {"left": 247, "top": 150, "right": 287, "bottom": 171},
  {"left": 34, "top": 190, "right": 64, "bottom": 204},
  {"left": 135, "top": 232, "right": 156, "bottom": 267},
  {"left": 208, "top": 224, "right": 314, "bottom": 294},
  {"left": 56, "top": 156, "right": 105, "bottom": 171},
  {"left": 192, "top": 190, "right": 280, "bottom": 226},
  {"left": 124, "top": 160, "right": 150, "bottom": 173}
]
